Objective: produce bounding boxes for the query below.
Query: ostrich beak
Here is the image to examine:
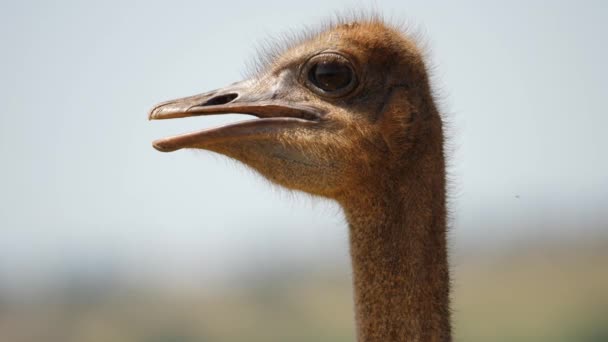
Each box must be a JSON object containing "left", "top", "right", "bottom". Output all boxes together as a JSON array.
[{"left": 149, "top": 79, "right": 324, "bottom": 152}]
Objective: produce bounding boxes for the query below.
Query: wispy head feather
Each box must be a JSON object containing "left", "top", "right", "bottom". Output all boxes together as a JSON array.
[{"left": 243, "top": 10, "right": 426, "bottom": 78}]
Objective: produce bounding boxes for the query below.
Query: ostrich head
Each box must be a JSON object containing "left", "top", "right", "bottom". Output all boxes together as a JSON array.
[{"left": 149, "top": 19, "right": 437, "bottom": 200}]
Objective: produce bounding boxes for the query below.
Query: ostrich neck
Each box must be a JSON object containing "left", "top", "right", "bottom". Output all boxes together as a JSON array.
[{"left": 339, "top": 140, "right": 451, "bottom": 341}]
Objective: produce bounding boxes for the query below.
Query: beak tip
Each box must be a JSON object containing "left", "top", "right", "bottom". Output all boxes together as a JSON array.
[
  {"left": 152, "top": 140, "right": 179, "bottom": 153},
  {"left": 148, "top": 107, "right": 159, "bottom": 121}
]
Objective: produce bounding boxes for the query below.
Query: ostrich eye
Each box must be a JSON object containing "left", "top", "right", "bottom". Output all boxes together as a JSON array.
[
  {"left": 303, "top": 53, "right": 357, "bottom": 97},
  {"left": 309, "top": 60, "right": 353, "bottom": 92}
]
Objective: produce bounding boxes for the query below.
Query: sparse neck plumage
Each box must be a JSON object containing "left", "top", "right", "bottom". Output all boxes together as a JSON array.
[{"left": 338, "top": 119, "right": 451, "bottom": 342}]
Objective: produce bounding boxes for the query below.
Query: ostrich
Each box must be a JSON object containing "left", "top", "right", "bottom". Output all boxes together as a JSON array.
[{"left": 150, "top": 17, "right": 450, "bottom": 341}]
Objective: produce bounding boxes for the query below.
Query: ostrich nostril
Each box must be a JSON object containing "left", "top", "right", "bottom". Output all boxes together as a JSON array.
[{"left": 201, "top": 93, "right": 238, "bottom": 106}]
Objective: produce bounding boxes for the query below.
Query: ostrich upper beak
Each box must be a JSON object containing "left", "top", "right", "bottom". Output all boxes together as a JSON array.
[{"left": 149, "top": 79, "right": 324, "bottom": 152}]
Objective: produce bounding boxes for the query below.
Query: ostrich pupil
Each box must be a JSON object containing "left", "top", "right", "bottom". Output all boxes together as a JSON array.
[{"left": 310, "top": 60, "right": 352, "bottom": 91}]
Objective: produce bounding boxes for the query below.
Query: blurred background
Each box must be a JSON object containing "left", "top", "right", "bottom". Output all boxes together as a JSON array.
[{"left": 1, "top": 0, "right": 607, "bottom": 341}]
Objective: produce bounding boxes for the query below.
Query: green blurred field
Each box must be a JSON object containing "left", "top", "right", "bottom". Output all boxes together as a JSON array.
[{"left": 1, "top": 239, "right": 607, "bottom": 342}]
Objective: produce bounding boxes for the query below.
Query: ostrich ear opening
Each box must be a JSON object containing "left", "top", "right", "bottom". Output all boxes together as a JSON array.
[{"left": 377, "top": 87, "right": 418, "bottom": 156}]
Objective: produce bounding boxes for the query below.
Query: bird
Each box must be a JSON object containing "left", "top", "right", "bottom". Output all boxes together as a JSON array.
[{"left": 149, "top": 15, "right": 451, "bottom": 342}]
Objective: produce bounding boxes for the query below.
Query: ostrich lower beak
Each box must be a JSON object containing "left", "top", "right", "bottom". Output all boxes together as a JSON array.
[{"left": 149, "top": 80, "right": 323, "bottom": 152}]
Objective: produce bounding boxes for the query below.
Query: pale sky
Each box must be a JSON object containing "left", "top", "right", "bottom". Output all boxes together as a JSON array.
[{"left": 0, "top": 1, "right": 606, "bottom": 289}]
